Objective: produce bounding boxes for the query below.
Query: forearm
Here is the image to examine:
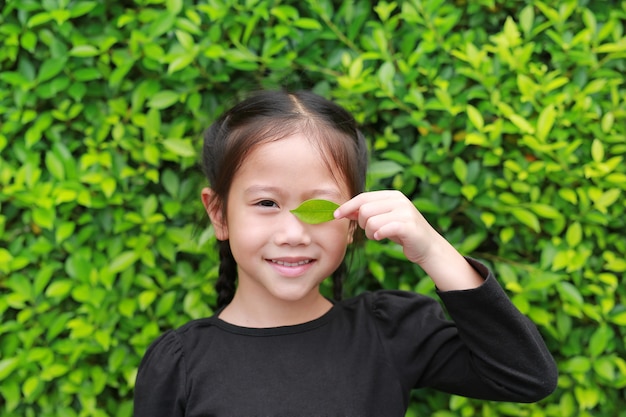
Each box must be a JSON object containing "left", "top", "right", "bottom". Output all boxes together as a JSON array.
[
  {"left": 433, "top": 271, "right": 558, "bottom": 402},
  {"left": 417, "top": 233, "right": 485, "bottom": 291}
]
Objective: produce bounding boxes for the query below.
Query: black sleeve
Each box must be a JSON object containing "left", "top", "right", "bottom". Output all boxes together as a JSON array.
[
  {"left": 371, "top": 259, "right": 557, "bottom": 402},
  {"left": 134, "top": 330, "right": 187, "bottom": 417}
]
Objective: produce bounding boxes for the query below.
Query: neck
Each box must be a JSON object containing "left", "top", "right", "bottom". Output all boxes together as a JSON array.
[{"left": 218, "top": 291, "right": 332, "bottom": 328}]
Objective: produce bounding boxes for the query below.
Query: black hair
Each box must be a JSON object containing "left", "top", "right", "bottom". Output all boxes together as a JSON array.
[{"left": 201, "top": 90, "right": 368, "bottom": 308}]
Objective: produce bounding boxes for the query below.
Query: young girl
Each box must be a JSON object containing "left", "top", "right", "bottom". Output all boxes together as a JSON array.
[{"left": 134, "top": 90, "right": 557, "bottom": 416}]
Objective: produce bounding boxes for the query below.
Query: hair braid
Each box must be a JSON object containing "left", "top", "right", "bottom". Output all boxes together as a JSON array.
[
  {"left": 332, "top": 261, "right": 346, "bottom": 301},
  {"left": 216, "top": 240, "right": 237, "bottom": 308}
]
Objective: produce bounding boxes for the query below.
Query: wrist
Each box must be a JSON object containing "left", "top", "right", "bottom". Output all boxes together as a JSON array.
[{"left": 417, "top": 238, "right": 485, "bottom": 291}]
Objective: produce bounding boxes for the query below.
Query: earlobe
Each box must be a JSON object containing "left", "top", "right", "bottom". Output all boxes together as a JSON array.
[
  {"left": 201, "top": 188, "right": 229, "bottom": 240},
  {"left": 347, "top": 221, "right": 357, "bottom": 245}
]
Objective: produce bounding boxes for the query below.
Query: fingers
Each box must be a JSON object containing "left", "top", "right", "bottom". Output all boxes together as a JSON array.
[
  {"left": 334, "top": 190, "right": 404, "bottom": 222},
  {"left": 335, "top": 191, "right": 416, "bottom": 241},
  {"left": 336, "top": 190, "right": 441, "bottom": 264}
]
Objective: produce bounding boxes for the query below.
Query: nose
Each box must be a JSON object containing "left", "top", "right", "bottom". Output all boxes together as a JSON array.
[{"left": 273, "top": 211, "right": 312, "bottom": 246}]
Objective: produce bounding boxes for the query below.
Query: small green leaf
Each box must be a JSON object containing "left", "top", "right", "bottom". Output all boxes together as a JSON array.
[
  {"left": 168, "top": 54, "right": 195, "bottom": 74},
  {"left": 509, "top": 114, "right": 535, "bottom": 134},
  {"left": 0, "top": 358, "right": 20, "bottom": 380},
  {"left": 27, "top": 12, "right": 53, "bottom": 28},
  {"left": 162, "top": 169, "right": 180, "bottom": 197},
  {"left": 589, "top": 325, "right": 613, "bottom": 357},
  {"left": 368, "top": 160, "right": 403, "bottom": 180},
  {"left": 38, "top": 58, "right": 67, "bottom": 83},
  {"left": 166, "top": 0, "right": 183, "bottom": 14},
  {"left": 519, "top": 5, "right": 534, "bottom": 37},
  {"left": 290, "top": 199, "right": 339, "bottom": 224},
  {"left": 537, "top": 104, "right": 556, "bottom": 141},
  {"left": 70, "top": 1, "right": 98, "bottom": 18},
  {"left": 378, "top": 61, "right": 395, "bottom": 92},
  {"left": 45, "top": 151, "right": 65, "bottom": 180},
  {"left": 162, "top": 138, "right": 195, "bottom": 157},
  {"left": 175, "top": 30, "right": 194, "bottom": 50},
  {"left": 45, "top": 280, "right": 73, "bottom": 298},
  {"left": 109, "top": 251, "right": 139, "bottom": 274},
  {"left": 452, "top": 157, "right": 468, "bottom": 183},
  {"left": 22, "top": 375, "right": 41, "bottom": 400},
  {"left": 138, "top": 290, "right": 157, "bottom": 311},
  {"left": 466, "top": 104, "right": 484, "bottom": 131},
  {"left": 294, "top": 18, "right": 323, "bottom": 30},
  {"left": 565, "top": 222, "right": 582, "bottom": 247},
  {"left": 610, "top": 310, "right": 626, "bottom": 326},
  {"left": 511, "top": 208, "right": 540, "bottom": 232},
  {"left": 591, "top": 139, "right": 604, "bottom": 162},
  {"left": 69, "top": 45, "right": 100, "bottom": 57},
  {"left": 148, "top": 91, "right": 179, "bottom": 109},
  {"left": 156, "top": 291, "right": 177, "bottom": 317}
]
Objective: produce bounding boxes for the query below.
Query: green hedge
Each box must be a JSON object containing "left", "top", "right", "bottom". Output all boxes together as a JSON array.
[{"left": 1, "top": 0, "right": 625, "bottom": 416}]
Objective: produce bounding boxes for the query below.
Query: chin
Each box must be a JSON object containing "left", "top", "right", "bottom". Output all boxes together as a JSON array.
[{"left": 269, "top": 287, "right": 319, "bottom": 303}]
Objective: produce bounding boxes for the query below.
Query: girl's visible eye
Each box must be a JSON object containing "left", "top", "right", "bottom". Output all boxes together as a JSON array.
[{"left": 256, "top": 200, "right": 278, "bottom": 208}]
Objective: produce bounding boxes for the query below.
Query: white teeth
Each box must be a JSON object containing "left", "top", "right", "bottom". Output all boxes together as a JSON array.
[{"left": 271, "top": 260, "right": 311, "bottom": 267}]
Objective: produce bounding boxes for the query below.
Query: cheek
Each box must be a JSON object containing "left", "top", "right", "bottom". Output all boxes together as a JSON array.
[
  {"left": 227, "top": 224, "right": 267, "bottom": 265},
  {"left": 225, "top": 210, "right": 269, "bottom": 249},
  {"left": 320, "top": 220, "right": 353, "bottom": 246},
  {"left": 229, "top": 220, "right": 268, "bottom": 244}
]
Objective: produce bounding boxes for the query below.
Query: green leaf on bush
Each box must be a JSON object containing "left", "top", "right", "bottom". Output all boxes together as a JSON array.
[
  {"left": 109, "top": 251, "right": 139, "bottom": 274},
  {"left": 168, "top": 55, "right": 195, "bottom": 74},
  {"left": 537, "top": 104, "right": 556, "bottom": 141},
  {"left": 27, "top": 12, "right": 53, "bottom": 28},
  {"left": 593, "top": 357, "right": 615, "bottom": 380},
  {"left": 70, "top": 1, "right": 98, "bottom": 18},
  {"left": 69, "top": 45, "right": 100, "bottom": 57},
  {"left": 149, "top": 12, "right": 176, "bottom": 38},
  {"left": 156, "top": 291, "right": 177, "bottom": 317},
  {"left": 509, "top": 114, "right": 535, "bottom": 134},
  {"left": 453, "top": 157, "right": 468, "bottom": 183},
  {"left": 591, "top": 139, "right": 604, "bottom": 162},
  {"left": 610, "top": 310, "right": 626, "bottom": 326},
  {"left": 148, "top": 91, "right": 180, "bottom": 109},
  {"left": 22, "top": 375, "right": 41, "bottom": 400},
  {"left": 529, "top": 203, "right": 563, "bottom": 220},
  {"left": 589, "top": 325, "right": 613, "bottom": 357},
  {"left": 45, "top": 280, "right": 73, "bottom": 298},
  {"left": 162, "top": 138, "right": 196, "bottom": 157},
  {"left": 38, "top": 58, "right": 66, "bottom": 83},
  {"left": 466, "top": 104, "right": 484, "bottom": 130},
  {"left": 511, "top": 208, "right": 540, "bottom": 232},
  {"left": 0, "top": 358, "right": 20, "bottom": 380},
  {"left": 290, "top": 199, "right": 339, "bottom": 224},
  {"left": 368, "top": 160, "right": 403, "bottom": 180},
  {"left": 294, "top": 18, "right": 322, "bottom": 30}
]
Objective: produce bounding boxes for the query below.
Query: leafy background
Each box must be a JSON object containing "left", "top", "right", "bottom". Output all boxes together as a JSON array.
[{"left": 1, "top": 0, "right": 625, "bottom": 416}]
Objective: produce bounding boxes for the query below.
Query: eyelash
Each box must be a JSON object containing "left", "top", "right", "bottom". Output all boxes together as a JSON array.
[{"left": 255, "top": 200, "right": 278, "bottom": 208}]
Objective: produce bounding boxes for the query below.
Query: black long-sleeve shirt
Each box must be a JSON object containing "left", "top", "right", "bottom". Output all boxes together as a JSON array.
[{"left": 134, "top": 260, "right": 557, "bottom": 416}]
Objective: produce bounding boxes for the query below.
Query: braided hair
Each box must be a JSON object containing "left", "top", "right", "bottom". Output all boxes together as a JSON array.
[{"left": 201, "top": 90, "right": 368, "bottom": 309}]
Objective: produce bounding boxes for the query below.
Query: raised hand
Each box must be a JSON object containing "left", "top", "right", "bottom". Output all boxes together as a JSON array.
[
  {"left": 335, "top": 191, "right": 484, "bottom": 291},
  {"left": 334, "top": 190, "right": 437, "bottom": 265}
]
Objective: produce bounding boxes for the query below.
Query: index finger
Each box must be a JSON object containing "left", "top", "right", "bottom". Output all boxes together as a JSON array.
[{"left": 334, "top": 193, "right": 371, "bottom": 221}]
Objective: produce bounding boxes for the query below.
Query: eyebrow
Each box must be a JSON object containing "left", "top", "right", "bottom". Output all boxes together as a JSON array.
[{"left": 244, "top": 185, "right": 344, "bottom": 201}]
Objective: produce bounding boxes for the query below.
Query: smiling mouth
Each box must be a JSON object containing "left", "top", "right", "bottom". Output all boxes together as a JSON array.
[{"left": 270, "top": 259, "right": 313, "bottom": 267}]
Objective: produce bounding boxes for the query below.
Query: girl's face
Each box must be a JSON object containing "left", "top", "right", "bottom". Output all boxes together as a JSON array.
[{"left": 210, "top": 133, "right": 353, "bottom": 308}]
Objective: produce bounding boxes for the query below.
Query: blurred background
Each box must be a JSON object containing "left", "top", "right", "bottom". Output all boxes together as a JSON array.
[{"left": 0, "top": 0, "right": 625, "bottom": 416}]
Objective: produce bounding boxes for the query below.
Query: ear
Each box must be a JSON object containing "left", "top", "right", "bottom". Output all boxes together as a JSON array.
[
  {"left": 201, "top": 188, "right": 229, "bottom": 241},
  {"left": 346, "top": 221, "right": 357, "bottom": 245}
]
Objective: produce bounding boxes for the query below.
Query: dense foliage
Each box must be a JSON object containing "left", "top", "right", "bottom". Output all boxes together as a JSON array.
[{"left": 1, "top": 0, "right": 625, "bottom": 416}]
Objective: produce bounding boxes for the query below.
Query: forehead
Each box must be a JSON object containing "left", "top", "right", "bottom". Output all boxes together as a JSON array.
[{"left": 233, "top": 133, "right": 350, "bottom": 196}]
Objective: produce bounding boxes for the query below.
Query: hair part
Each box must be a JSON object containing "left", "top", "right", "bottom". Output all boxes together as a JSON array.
[{"left": 202, "top": 90, "right": 368, "bottom": 309}]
